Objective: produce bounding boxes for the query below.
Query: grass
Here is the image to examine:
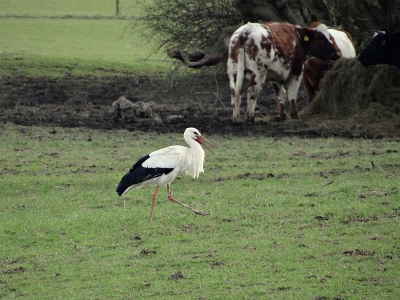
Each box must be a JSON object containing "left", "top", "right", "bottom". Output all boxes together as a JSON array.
[
  {"left": 0, "top": 0, "right": 138, "bottom": 17},
  {"left": 0, "top": 1, "right": 169, "bottom": 77},
  {"left": 0, "top": 18, "right": 166, "bottom": 77},
  {"left": 1, "top": 1, "right": 400, "bottom": 298},
  {"left": 1, "top": 123, "right": 399, "bottom": 299}
]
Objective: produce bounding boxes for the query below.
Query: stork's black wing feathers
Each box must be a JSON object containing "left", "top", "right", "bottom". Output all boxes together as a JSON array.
[{"left": 116, "top": 154, "right": 174, "bottom": 196}]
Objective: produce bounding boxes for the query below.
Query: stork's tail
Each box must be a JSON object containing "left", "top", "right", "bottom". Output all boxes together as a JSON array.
[
  {"left": 116, "top": 171, "right": 134, "bottom": 196},
  {"left": 116, "top": 154, "right": 150, "bottom": 196}
]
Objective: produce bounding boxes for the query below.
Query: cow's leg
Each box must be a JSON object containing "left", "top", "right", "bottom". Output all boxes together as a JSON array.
[
  {"left": 228, "top": 61, "right": 243, "bottom": 123},
  {"left": 246, "top": 71, "right": 264, "bottom": 123},
  {"left": 286, "top": 75, "right": 302, "bottom": 119},
  {"left": 302, "top": 71, "right": 317, "bottom": 101},
  {"left": 272, "top": 83, "right": 287, "bottom": 119},
  {"left": 230, "top": 90, "right": 242, "bottom": 122},
  {"left": 246, "top": 89, "right": 258, "bottom": 123}
]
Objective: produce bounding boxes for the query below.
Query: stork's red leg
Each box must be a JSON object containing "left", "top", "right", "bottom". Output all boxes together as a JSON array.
[
  {"left": 166, "top": 184, "right": 208, "bottom": 216},
  {"left": 149, "top": 185, "right": 159, "bottom": 222}
]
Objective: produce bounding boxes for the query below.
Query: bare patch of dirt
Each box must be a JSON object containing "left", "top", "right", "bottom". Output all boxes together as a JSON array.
[
  {"left": 168, "top": 270, "right": 184, "bottom": 281},
  {"left": 343, "top": 249, "right": 376, "bottom": 256},
  {"left": 1, "top": 60, "right": 399, "bottom": 138},
  {"left": 3, "top": 266, "right": 26, "bottom": 274}
]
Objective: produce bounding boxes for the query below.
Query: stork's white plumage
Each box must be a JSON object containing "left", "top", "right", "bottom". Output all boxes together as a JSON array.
[{"left": 116, "top": 127, "right": 216, "bottom": 221}]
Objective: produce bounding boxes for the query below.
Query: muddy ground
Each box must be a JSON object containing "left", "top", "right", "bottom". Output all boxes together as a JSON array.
[{"left": 0, "top": 67, "right": 399, "bottom": 138}]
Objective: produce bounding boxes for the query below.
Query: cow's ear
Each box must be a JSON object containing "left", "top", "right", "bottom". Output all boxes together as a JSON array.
[{"left": 298, "top": 27, "right": 313, "bottom": 41}]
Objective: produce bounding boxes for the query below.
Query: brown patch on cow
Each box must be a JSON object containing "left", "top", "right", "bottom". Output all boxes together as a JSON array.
[
  {"left": 302, "top": 57, "right": 332, "bottom": 101},
  {"left": 261, "top": 23, "right": 297, "bottom": 69},
  {"left": 228, "top": 30, "right": 250, "bottom": 63},
  {"left": 299, "top": 26, "right": 339, "bottom": 61},
  {"left": 245, "top": 38, "right": 259, "bottom": 60},
  {"left": 260, "top": 35, "right": 272, "bottom": 55},
  {"left": 313, "top": 30, "right": 340, "bottom": 60},
  {"left": 228, "top": 39, "right": 241, "bottom": 63},
  {"left": 310, "top": 22, "right": 322, "bottom": 29},
  {"left": 248, "top": 71, "right": 256, "bottom": 86}
]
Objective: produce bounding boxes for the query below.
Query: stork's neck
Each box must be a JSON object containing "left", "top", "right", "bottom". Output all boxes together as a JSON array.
[
  {"left": 186, "top": 137, "right": 205, "bottom": 156},
  {"left": 184, "top": 137, "right": 205, "bottom": 178}
]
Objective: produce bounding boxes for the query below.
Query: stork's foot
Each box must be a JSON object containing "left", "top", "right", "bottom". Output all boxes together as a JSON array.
[{"left": 193, "top": 209, "right": 209, "bottom": 216}]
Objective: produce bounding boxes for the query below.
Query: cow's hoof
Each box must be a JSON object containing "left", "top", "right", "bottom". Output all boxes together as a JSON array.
[
  {"left": 231, "top": 118, "right": 241, "bottom": 125},
  {"left": 278, "top": 113, "right": 287, "bottom": 120},
  {"left": 246, "top": 116, "right": 255, "bottom": 123},
  {"left": 290, "top": 114, "right": 298, "bottom": 119},
  {"left": 271, "top": 115, "right": 286, "bottom": 122}
]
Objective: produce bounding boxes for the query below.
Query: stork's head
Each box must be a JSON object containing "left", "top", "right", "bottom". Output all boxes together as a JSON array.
[{"left": 184, "top": 127, "right": 216, "bottom": 153}]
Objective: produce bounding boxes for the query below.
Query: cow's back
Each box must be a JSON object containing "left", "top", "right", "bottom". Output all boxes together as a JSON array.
[
  {"left": 260, "top": 23, "right": 300, "bottom": 61},
  {"left": 228, "top": 22, "right": 258, "bottom": 63},
  {"left": 328, "top": 29, "right": 356, "bottom": 58}
]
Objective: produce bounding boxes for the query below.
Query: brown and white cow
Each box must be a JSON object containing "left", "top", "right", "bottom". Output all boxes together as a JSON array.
[
  {"left": 302, "top": 27, "right": 356, "bottom": 101},
  {"left": 227, "top": 22, "right": 341, "bottom": 122}
]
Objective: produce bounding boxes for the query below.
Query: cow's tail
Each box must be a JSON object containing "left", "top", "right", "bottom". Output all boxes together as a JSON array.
[
  {"left": 234, "top": 47, "right": 245, "bottom": 101},
  {"left": 228, "top": 43, "right": 245, "bottom": 119}
]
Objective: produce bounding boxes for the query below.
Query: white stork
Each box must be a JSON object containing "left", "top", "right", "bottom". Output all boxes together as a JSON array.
[{"left": 116, "top": 127, "right": 216, "bottom": 221}]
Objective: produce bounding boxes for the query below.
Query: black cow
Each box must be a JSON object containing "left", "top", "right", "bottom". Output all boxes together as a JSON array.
[{"left": 358, "top": 31, "right": 400, "bottom": 69}]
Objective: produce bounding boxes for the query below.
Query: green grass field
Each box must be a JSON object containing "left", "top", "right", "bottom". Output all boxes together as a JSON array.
[
  {"left": 1, "top": 0, "right": 134, "bottom": 16},
  {"left": 1, "top": 1, "right": 400, "bottom": 299},
  {"left": 1, "top": 123, "right": 399, "bottom": 299},
  {"left": 0, "top": 0, "right": 169, "bottom": 77}
]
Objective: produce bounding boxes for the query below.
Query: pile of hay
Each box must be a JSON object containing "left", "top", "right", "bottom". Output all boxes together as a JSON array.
[{"left": 301, "top": 58, "right": 400, "bottom": 137}]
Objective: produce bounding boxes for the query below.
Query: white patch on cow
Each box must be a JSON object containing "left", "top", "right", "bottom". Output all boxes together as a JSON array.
[
  {"left": 328, "top": 29, "right": 356, "bottom": 58},
  {"left": 314, "top": 24, "right": 332, "bottom": 43}
]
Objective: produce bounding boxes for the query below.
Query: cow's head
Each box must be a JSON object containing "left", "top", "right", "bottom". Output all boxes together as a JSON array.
[
  {"left": 358, "top": 30, "right": 400, "bottom": 66},
  {"left": 299, "top": 24, "right": 341, "bottom": 61}
]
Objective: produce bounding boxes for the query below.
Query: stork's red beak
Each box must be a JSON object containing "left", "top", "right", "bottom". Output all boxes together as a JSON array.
[{"left": 196, "top": 135, "right": 216, "bottom": 154}]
